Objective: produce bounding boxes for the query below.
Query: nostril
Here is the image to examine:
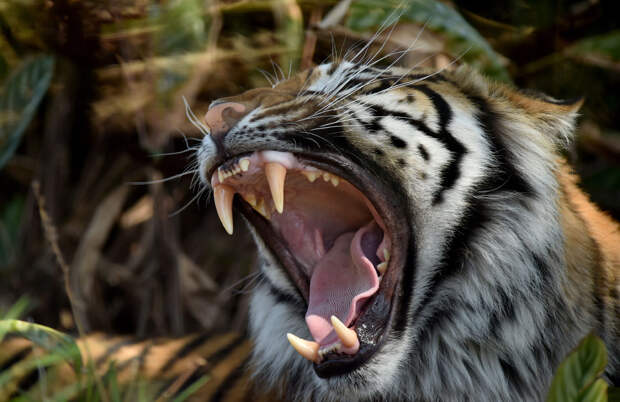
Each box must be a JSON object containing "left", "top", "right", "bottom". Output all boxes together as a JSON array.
[{"left": 205, "top": 102, "right": 247, "bottom": 139}]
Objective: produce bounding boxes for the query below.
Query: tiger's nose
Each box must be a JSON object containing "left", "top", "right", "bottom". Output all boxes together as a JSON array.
[{"left": 204, "top": 102, "right": 247, "bottom": 140}]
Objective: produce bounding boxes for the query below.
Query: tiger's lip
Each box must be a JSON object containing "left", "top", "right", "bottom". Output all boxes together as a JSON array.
[{"left": 209, "top": 150, "right": 410, "bottom": 377}]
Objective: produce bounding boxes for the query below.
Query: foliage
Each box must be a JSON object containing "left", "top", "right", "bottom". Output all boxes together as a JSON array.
[
  {"left": 347, "top": 0, "right": 510, "bottom": 81},
  {"left": 0, "top": 320, "right": 207, "bottom": 401},
  {"left": 546, "top": 334, "right": 616, "bottom": 402},
  {"left": 0, "top": 0, "right": 618, "bottom": 400},
  {"left": 569, "top": 30, "right": 620, "bottom": 62},
  {"left": 0, "top": 54, "right": 54, "bottom": 170}
]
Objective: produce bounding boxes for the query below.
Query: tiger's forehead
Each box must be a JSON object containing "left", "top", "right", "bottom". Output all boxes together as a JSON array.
[{"left": 278, "top": 61, "right": 475, "bottom": 113}]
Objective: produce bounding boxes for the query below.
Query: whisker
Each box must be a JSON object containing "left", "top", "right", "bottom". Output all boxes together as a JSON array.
[
  {"left": 129, "top": 169, "right": 198, "bottom": 185},
  {"left": 258, "top": 68, "right": 276, "bottom": 87},
  {"left": 169, "top": 185, "right": 209, "bottom": 217},
  {"left": 150, "top": 147, "right": 200, "bottom": 157},
  {"left": 183, "top": 96, "right": 210, "bottom": 136}
]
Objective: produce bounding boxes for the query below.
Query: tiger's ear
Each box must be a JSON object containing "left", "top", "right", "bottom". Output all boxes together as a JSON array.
[{"left": 503, "top": 88, "right": 584, "bottom": 145}]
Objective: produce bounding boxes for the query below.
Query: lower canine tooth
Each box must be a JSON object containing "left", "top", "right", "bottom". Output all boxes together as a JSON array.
[
  {"left": 330, "top": 315, "right": 359, "bottom": 351},
  {"left": 377, "top": 262, "right": 387, "bottom": 275},
  {"left": 287, "top": 333, "right": 319, "bottom": 363},
  {"left": 214, "top": 184, "right": 235, "bottom": 235},
  {"left": 255, "top": 198, "right": 270, "bottom": 219},
  {"left": 243, "top": 193, "right": 257, "bottom": 207}
]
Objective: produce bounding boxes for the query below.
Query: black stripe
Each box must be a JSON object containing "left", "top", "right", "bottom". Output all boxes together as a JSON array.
[
  {"left": 0, "top": 346, "right": 32, "bottom": 372},
  {"left": 14, "top": 368, "right": 41, "bottom": 396},
  {"left": 116, "top": 341, "right": 153, "bottom": 372},
  {"left": 354, "top": 86, "right": 466, "bottom": 204},
  {"left": 409, "top": 91, "right": 535, "bottom": 333},
  {"left": 418, "top": 144, "right": 429, "bottom": 161},
  {"left": 326, "top": 62, "right": 339, "bottom": 76},
  {"left": 499, "top": 357, "right": 526, "bottom": 394},
  {"left": 464, "top": 94, "right": 534, "bottom": 197},
  {"left": 210, "top": 357, "right": 251, "bottom": 402},
  {"left": 411, "top": 84, "right": 466, "bottom": 204},
  {"left": 154, "top": 338, "right": 244, "bottom": 399},
  {"left": 266, "top": 282, "right": 305, "bottom": 312},
  {"left": 159, "top": 333, "right": 216, "bottom": 374},
  {"left": 95, "top": 338, "right": 139, "bottom": 368},
  {"left": 199, "top": 335, "right": 244, "bottom": 368}
]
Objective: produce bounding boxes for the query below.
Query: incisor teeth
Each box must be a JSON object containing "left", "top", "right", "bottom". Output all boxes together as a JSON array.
[
  {"left": 239, "top": 158, "right": 250, "bottom": 172},
  {"left": 318, "top": 343, "right": 341, "bottom": 358},
  {"left": 330, "top": 176, "right": 339, "bottom": 187},
  {"left": 330, "top": 316, "right": 359, "bottom": 350},
  {"left": 214, "top": 184, "right": 235, "bottom": 235},
  {"left": 265, "top": 162, "right": 286, "bottom": 214},
  {"left": 287, "top": 333, "right": 319, "bottom": 363},
  {"left": 322, "top": 172, "right": 331, "bottom": 182},
  {"left": 377, "top": 262, "right": 387, "bottom": 275},
  {"left": 302, "top": 171, "right": 318, "bottom": 183}
]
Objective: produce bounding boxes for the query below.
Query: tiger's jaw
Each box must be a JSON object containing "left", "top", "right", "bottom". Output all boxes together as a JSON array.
[{"left": 208, "top": 149, "right": 409, "bottom": 378}]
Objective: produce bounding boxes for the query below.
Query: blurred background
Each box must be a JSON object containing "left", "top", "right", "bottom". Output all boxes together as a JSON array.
[{"left": 0, "top": 0, "right": 619, "bottom": 338}]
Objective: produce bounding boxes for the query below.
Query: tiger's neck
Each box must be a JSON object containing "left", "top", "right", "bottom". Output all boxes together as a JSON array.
[{"left": 557, "top": 161, "right": 620, "bottom": 381}]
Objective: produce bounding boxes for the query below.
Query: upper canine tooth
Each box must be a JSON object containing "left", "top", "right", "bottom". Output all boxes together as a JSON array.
[
  {"left": 265, "top": 162, "right": 286, "bottom": 214},
  {"left": 214, "top": 184, "right": 235, "bottom": 235},
  {"left": 384, "top": 249, "right": 390, "bottom": 262},
  {"left": 217, "top": 168, "right": 225, "bottom": 183},
  {"left": 286, "top": 333, "right": 319, "bottom": 363},
  {"left": 239, "top": 158, "right": 250, "bottom": 172},
  {"left": 330, "top": 316, "right": 359, "bottom": 351}
]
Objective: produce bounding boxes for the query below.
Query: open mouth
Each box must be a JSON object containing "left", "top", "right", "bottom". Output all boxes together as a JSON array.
[{"left": 209, "top": 150, "right": 406, "bottom": 377}]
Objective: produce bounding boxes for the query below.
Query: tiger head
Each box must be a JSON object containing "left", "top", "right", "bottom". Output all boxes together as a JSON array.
[{"left": 196, "top": 60, "right": 586, "bottom": 400}]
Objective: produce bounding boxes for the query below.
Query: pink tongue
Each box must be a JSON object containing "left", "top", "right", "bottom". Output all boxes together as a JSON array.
[{"left": 305, "top": 221, "right": 380, "bottom": 346}]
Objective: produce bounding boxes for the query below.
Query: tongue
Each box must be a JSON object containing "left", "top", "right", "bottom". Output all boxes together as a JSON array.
[{"left": 305, "top": 221, "right": 381, "bottom": 347}]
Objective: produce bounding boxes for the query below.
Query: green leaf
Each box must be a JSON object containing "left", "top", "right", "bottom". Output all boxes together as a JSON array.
[
  {"left": 0, "top": 296, "right": 30, "bottom": 320},
  {"left": 568, "top": 30, "right": 620, "bottom": 62},
  {"left": 103, "top": 363, "right": 122, "bottom": 402},
  {"left": 172, "top": 374, "right": 209, "bottom": 402},
  {"left": 0, "top": 319, "right": 82, "bottom": 373},
  {"left": 546, "top": 334, "right": 609, "bottom": 402},
  {"left": 152, "top": 0, "right": 206, "bottom": 56},
  {"left": 347, "top": 0, "right": 510, "bottom": 82},
  {"left": 0, "top": 54, "right": 54, "bottom": 170},
  {"left": 577, "top": 379, "right": 608, "bottom": 402}
]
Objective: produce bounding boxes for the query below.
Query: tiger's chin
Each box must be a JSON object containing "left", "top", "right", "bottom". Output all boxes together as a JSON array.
[{"left": 208, "top": 149, "right": 411, "bottom": 379}]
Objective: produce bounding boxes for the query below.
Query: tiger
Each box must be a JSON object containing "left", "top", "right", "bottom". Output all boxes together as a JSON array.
[
  {"left": 3, "top": 49, "right": 619, "bottom": 402},
  {"left": 195, "top": 58, "right": 620, "bottom": 401}
]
